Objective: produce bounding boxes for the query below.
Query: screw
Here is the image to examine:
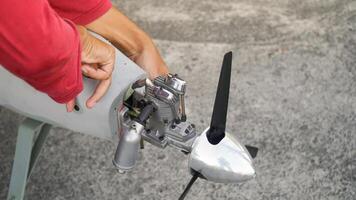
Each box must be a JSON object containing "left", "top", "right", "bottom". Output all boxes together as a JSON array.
[{"left": 74, "top": 105, "right": 80, "bottom": 111}]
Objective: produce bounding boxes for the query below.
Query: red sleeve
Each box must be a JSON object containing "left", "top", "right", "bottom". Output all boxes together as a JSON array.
[
  {"left": 49, "top": 0, "right": 112, "bottom": 25},
  {"left": 0, "top": 0, "right": 83, "bottom": 103}
]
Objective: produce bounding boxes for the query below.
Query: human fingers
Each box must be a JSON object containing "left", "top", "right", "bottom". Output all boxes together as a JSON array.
[
  {"left": 66, "top": 99, "right": 75, "bottom": 112},
  {"left": 86, "top": 77, "right": 112, "bottom": 108},
  {"left": 81, "top": 63, "right": 113, "bottom": 80}
]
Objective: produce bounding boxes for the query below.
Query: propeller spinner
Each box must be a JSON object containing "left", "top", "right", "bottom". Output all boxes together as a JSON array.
[{"left": 179, "top": 52, "right": 258, "bottom": 200}]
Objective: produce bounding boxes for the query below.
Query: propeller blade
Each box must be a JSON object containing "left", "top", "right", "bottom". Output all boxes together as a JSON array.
[
  {"left": 178, "top": 172, "right": 199, "bottom": 200},
  {"left": 207, "top": 52, "right": 232, "bottom": 145},
  {"left": 245, "top": 145, "right": 258, "bottom": 159}
]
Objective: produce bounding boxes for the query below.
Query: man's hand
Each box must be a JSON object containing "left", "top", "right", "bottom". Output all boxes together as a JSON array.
[{"left": 66, "top": 26, "right": 115, "bottom": 112}]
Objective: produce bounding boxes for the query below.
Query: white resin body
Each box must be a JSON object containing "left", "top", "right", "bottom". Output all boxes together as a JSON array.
[{"left": 0, "top": 39, "right": 146, "bottom": 140}]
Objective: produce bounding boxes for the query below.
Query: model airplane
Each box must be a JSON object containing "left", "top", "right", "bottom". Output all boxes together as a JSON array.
[{"left": 0, "top": 35, "right": 258, "bottom": 199}]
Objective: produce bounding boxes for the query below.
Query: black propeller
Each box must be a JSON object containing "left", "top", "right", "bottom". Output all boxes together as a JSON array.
[
  {"left": 178, "top": 52, "right": 258, "bottom": 200},
  {"left": 206, "top": 51, "right": 232, "bottom": 145},
  {"left": 178, "top": 171, "right": 199, "bottom": 200},
  {"left": 245, "top": 145, "right": 258, "bottom": 159},
  {"left": 178, "top": 52, "right": 232, "bottom": 200}
]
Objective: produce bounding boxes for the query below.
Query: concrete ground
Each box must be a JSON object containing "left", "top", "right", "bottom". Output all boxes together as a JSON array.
[{"left": 1, "top": 0, "right": 355, "bottom": 199}]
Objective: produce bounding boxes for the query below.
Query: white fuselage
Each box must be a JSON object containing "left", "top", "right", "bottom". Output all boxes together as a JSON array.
[{"left": 0, "top": 39, "right": 146, "bottom": 140}]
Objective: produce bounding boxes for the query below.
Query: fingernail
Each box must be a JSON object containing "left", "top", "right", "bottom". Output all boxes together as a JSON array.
[
  {"left": 81, "top": 67, "right": 88, "bottom": 74},
  {"left": 87, "top": 101, "right": 96, "bottom": 108}
]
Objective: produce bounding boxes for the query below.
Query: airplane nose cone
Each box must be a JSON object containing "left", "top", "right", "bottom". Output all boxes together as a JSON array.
[
  {"left": 240, "top": 161, "right": 256, "bottom": 179},
  {"left": 188, "top": 128, "right": 256, "bottom": 183}
]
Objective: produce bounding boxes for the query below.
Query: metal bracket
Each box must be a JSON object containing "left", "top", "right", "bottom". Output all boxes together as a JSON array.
[{"left": 7, "top": 118, "right": 52, "bottom": 200}]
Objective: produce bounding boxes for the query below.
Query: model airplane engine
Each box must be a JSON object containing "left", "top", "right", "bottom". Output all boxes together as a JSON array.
[
  {"left": 144, "top": 74, "right": 197, "bottom": 152},
  {"left": 112, "top": 52, "right": 259, "bottom": 199},
  {"left": 113, "top": 74, "right": 198, "bottom": 172}
]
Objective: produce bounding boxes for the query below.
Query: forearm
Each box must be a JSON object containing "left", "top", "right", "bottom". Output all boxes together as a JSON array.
[
  {"left": 0, "top": 0, "right": 82, "bottom": 103},
  {"left": 85, "top": 7, "right": 168, "bottom": 78}
]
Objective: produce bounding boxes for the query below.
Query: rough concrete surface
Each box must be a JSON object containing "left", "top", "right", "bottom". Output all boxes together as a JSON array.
[{"left": 1, "top": 0, "right": 355, "bottom": 199}]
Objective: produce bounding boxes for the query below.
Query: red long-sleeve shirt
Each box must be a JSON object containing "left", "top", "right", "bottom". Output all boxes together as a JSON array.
[{"left": 0, "top": 0, "right": 111, "bottom": 103}]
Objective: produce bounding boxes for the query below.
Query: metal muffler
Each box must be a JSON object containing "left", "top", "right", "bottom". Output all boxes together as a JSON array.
[
  {"left": 113, "top": 121, "right": 144, "bottom": 172},
  {"left": 113, "top": 104, "right": 154, "bottom": 172}
]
